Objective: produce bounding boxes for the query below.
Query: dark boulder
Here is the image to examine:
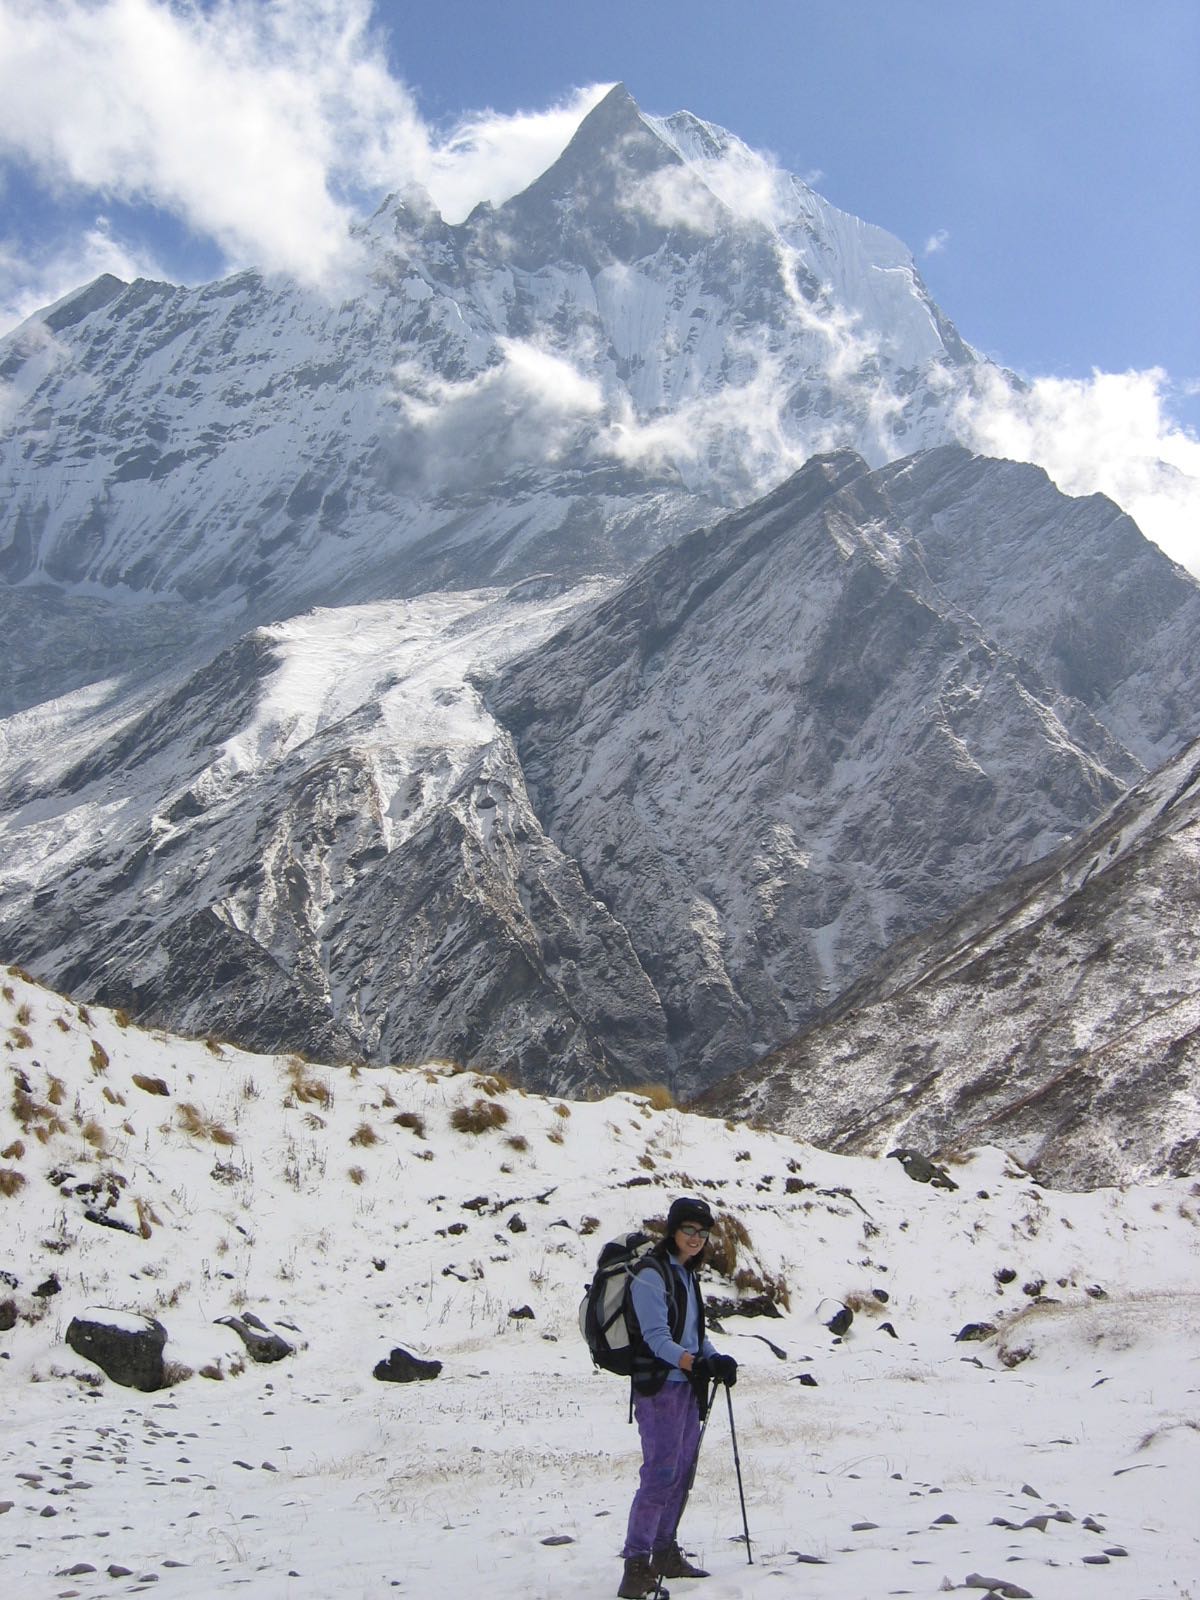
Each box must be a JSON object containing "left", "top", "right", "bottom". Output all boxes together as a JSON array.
[
  {"left": 374, "top": 1345, "right": 443, "bottom": 1383},
  {"left": 216, "top": 1312, "right": 295, "bottom": 1364},
  {"left": 66, "top": 1311, "right": 167, "bottom": 1390}
]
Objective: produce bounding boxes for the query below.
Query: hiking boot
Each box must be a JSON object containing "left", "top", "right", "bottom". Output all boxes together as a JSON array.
[
  {"left": 653, "top": 1542, "right": 710, "bottom": 1579},
  {"left": 618, "top": 1554, "right": 667, "bottom": 1597}
]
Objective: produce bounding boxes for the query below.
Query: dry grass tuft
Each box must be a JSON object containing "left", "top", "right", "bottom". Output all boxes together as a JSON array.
[
  {"left": 135, "top": 1196, "right": 160, "bottom": 1238},
  {"left": 284, "top": 1058, "right": 333, "bottom": 1110},
  {"left": 505, "top": 1134, "right": 529, "bottom": 1153},
  {"left": 8, "top": 1027, "right": 33, "bottom": 1049},
  {"left": 204, "top": 1037, "right": 226, "bottom": 1056},
  {"left": 552, "top": 1101, "right": 572, "bottom": 1119},
  {"left": 349, "top": 1121, "right": 379, "bottom": 1147},
  {"left": 54, "top": 1017, "right": 71, "bottom": 1033},
  {"left": 47, "top": 1074, "right": 67, "bottom": 1105},
  {"left": 0, "top": 1168, "right": 27, "bottom": 1198},
  {"left": 112, "top": 1008, "right": 132, "bottom": 1028},
  {"left": 735, "top": 1266, "right": 791, "bottom": 1311},
  {"left": 80, "top": 1119, "right": 108, "bottom": 1153},
  {"left": 348, "top": 1165, "right": 366, "bottom": 1186},
  {"left": 89, "top": 1040, "right": 109, "bottom": 1074},
  {"left": 1, "top": 1138, "right": 24, "bottom": 1160},
  {"left": 547, "top": 1128, "right": 565, "bottom": 1145},
  {"left": 451, "top": 1098, "right": 509, "bottom": 1135},
  {"left": 705, "top": 1213, "right": 753, "bottom": 1278},
  {"left": 476, "top": 1072, "right": 512, "bottom": 1097},
  {"left": 630, "top": 1083, "right": 676, "bottom": 1111},
  {"left": 393, "top": 1111, "right": 426, "bottom": 1138},
  {"left": 101, "top": 1085, "right": 126, "bottom": 1106},
  {"left": 15, "top": 1002, "right": 32, "bottom": 1026},
  {"left": 177, "top": 1102, "right": 236, "bottom": 1146},
  {"left": 132, "top": 1072, "right": 171, "bottom": 1097}
]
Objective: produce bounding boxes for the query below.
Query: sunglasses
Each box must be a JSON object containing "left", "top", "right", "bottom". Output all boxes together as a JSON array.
[{"left": 678, "top": 1224, "right": 710, "bottom": 1239}]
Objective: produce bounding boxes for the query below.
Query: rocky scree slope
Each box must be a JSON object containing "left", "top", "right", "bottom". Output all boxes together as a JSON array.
[{"left": 699, "top": 734, "right": 1200, "bottom": 1188}]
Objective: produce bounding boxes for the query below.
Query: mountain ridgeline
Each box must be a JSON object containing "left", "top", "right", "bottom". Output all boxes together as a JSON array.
[{"left": 1, "top": 86, "right": 1197, "bottom": 1181}]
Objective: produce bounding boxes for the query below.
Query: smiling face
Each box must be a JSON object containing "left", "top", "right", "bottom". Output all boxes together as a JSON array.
[{"left": 672, "top": 1222, "right": 708, "bottom": 1261}]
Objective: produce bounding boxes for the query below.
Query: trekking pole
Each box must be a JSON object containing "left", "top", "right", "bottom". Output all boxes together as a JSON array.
[
  {"left": 726, "top": 1382, "right": 753, "bottom": 1564},
  {"left": 650, "top": 1377, "right": 719, "bottom": 1600}
]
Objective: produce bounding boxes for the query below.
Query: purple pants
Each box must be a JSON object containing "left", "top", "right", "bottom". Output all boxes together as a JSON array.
[{"left": 622, "top": 1380, "right": 702, "bottom": 1558}]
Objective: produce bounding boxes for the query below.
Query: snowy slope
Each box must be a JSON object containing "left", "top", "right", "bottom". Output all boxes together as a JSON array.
[
  {"left": 700, "top": 735, "right": 1200, "bottom": 1188},
  {"left": 1, "top": 966, "right": 1198, "bottom": 1599}
]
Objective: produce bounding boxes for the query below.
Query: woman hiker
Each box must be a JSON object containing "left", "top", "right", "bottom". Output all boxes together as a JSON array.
[{"left": 618, "top": 1195, "right": 738, "bottom": 1599}]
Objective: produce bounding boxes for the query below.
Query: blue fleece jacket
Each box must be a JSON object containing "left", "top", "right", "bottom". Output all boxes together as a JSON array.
[{"left": 629, "top": 1254, "right": 718, "bottom": 1383}]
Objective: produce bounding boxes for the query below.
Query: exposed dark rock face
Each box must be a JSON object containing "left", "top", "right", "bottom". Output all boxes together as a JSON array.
[
  {"left": 65, "top": 1312, "right": 167, "bottom": 1391},
  {"left": 699, "top": 735, "right": 1200, "bottom": 1186},
  {"left": 492, "top": 448, "right": 1200, "bottom": 1097}
]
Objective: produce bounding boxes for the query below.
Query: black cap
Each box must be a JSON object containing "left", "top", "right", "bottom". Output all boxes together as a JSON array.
[{"left": 666, "top": 1196, "right": 715, "bottom": 1234}]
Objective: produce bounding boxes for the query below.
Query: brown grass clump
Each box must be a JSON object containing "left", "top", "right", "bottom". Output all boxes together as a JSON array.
[
  {"left": 393, "top": 1111, "right": 426, "bottom": 1138},
  {"left": 0, "top": 984, "right": 12, "bottom": 1002},
  {"left": 476, "top": 1072, "right": 512, "bottom": 1096},
  {"left": 705, "top": 1213, "right": 753, "bottom": 1278},
  {"left": 547, "top": 1128, "right": 565, "bottom": 1145},
  {"left": 15, "top": 1002, "right": 32, "bottom": 1026},
  {"left": 349, "top": 1121, "right": 379, "bottom": 1147},
  {"left": 735, "top": 1266, "right": 791, "bottom": 1311},
  {"left": 135, "top": 1197, "right": 160, "bottom": 1238},
  {"left": 552, "top": 1102, "right": 572, "bottom": 1119},
  {"left": 54, "top": 1017, "right": 71, "bottom": 1034},
  {"left": 177, "top": 1103, "right": 236, "bottom": 1146},
  {"left": 101, "top": 1086, "right": 126, "bottom": 1106},
  {"left": 8, "top": 1027, "right": 33, "bottom": 1049},
  {"left": 505, "top": 1134, "right": 529, "bottom": 1153},
  {"left": 0, "top": 1168, "right": 27, "bottom": 1198},
  {"left": 90, "top": 1040, "right": 109, "bottom": 1074},
  {"left": 132, "top": 1072, "right": 171, "bottom": 1096},
  {"left": 348, "top": 1165, "right": 366, "bottom": 1186},
  {"left": 112, "top": 1008, "right": 132, "bottom": 1028},
  {"left": 81, "top": 1119, "right": 108, "bottom": 1153},
  {"left": 451, "top": 1098, "right": 509, "bottom": 1135},
  {"left": 284, "top": 1058, "right": 333, "bottom": 1110},
  {"left": 630, "top": 1083, "right": 676, "bottom": 1111},
  {"left": 204, "top": 1037, "right": 226, "bottom": 1056},
  {"left": 1, "top": 1139, "right": 24, "bottom": 1160},
  {"left": 47, "top": 1074, "right": 67, "bottom": 1106}
]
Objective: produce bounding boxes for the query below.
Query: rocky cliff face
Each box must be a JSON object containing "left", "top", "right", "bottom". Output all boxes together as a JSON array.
[
  {"left": 4, "top": 446, "right": 1197, "bottom": 1101},
  {"left": 697, "top": 734, "right": 1200, "bottom": 1188},
  {"left": 492, "top": 445, "right": 1200, "bottom": 1095}
]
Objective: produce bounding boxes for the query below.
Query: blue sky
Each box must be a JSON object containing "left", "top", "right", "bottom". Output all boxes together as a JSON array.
[{"left": 0, "top": 0, "right": 1197, "bottom": 560}]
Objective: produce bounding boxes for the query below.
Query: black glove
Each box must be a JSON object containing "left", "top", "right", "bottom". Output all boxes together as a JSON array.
[
  {"left": 686, "top": 1356, "right": 714, "bottom": 1417},
  {"left": 710, "top": 1353, "right": 738, "bottom": 1387}
]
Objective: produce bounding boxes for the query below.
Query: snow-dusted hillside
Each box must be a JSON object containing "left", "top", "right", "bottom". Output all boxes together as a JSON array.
[
  {"left": 3, "top": 446, "right": 1199, "bottom": 1111},
  {"left": 2, "top": 967, "right": 1198, "bottom": 1598},
  {"left": 701, "top": 735, "right": 1200, "bottom": 1189}
]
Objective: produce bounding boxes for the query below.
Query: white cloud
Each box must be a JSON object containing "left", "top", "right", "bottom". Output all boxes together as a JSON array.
[
  {"left": 956, "top": 366, "right": 1200, "bottom": 575},
  {"left": 924, "top": 229, "right": 950, "bottom": 256},
  {"left": 623, "top": 138, "right": 788, "bottom": 235},
  {"left": 389, "top": 338, "right": 605, "bottom": 490},
  {"left": 0, "top": 0, "right": 607, "bottom": 291},
  {"left": 423, "top": 86, "right": 612, "bottom": 224}
]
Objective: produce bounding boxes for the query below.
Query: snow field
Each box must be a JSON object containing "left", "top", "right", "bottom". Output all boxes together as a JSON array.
[{"left": 2, "top": 964, "right": 1198, "bottom": 1597}]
